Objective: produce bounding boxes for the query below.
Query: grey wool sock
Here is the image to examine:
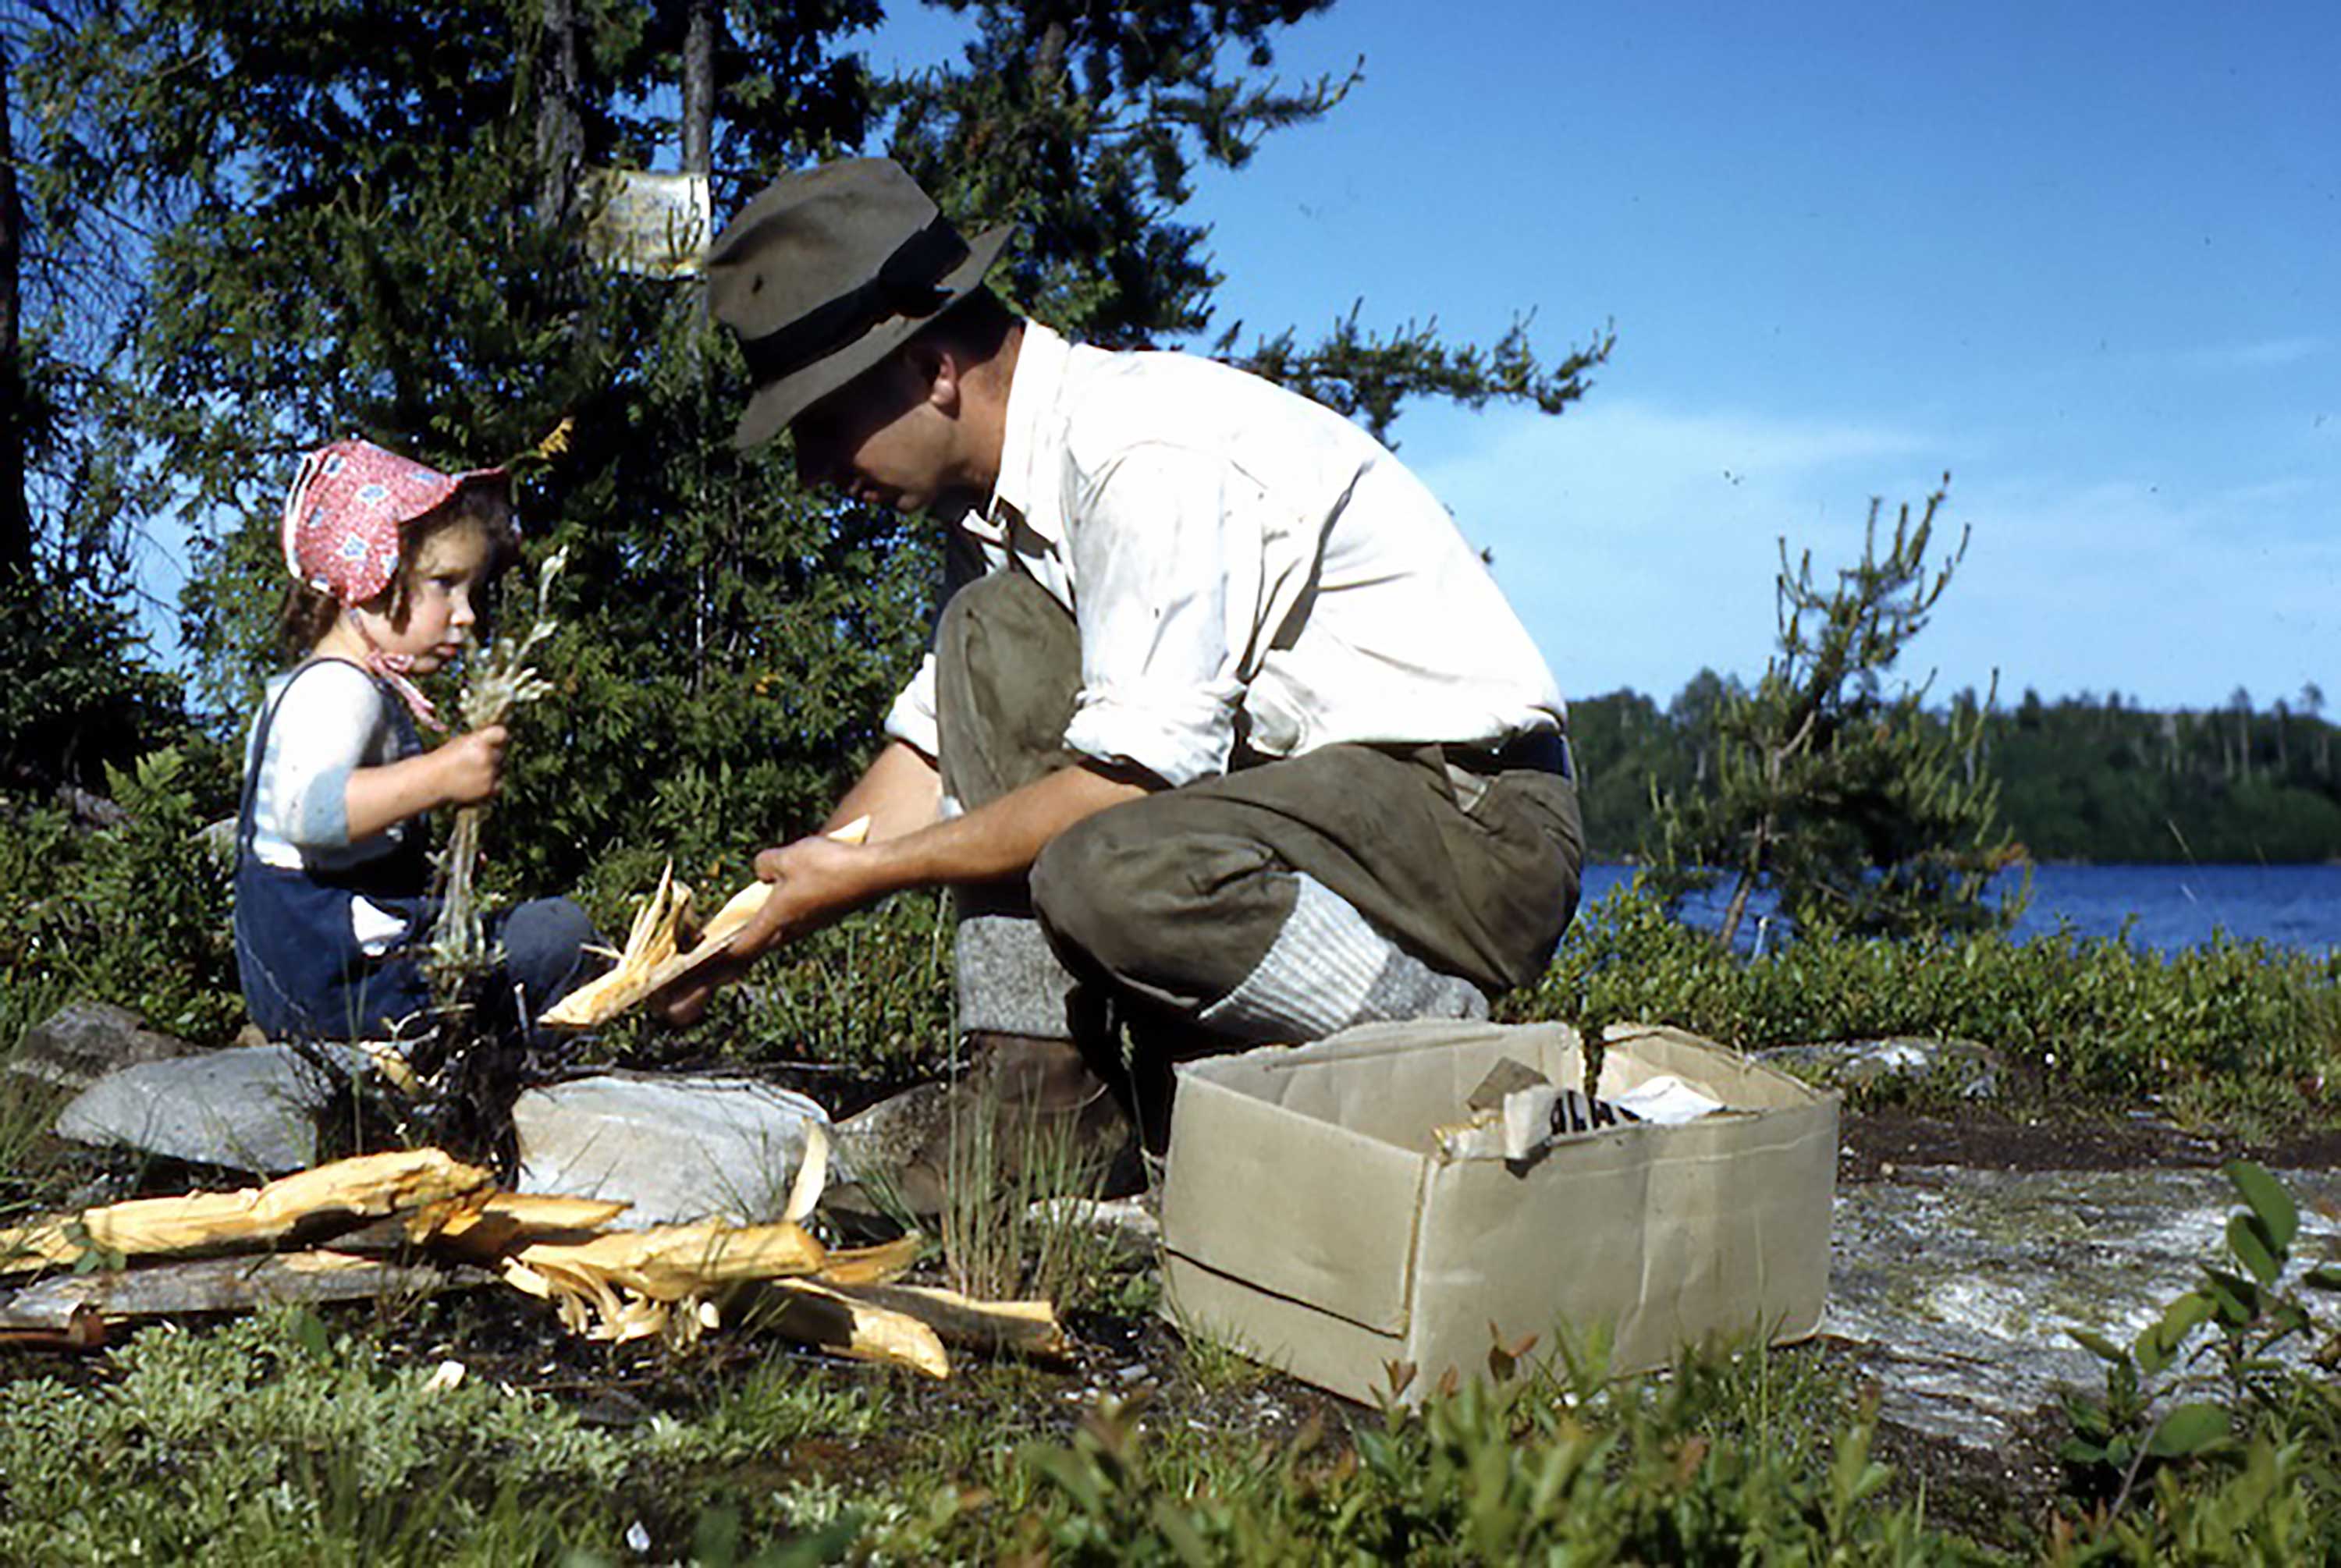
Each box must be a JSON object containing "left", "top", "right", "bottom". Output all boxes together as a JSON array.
[
  {"left": 1198, "top": 873, "right": 1488, "bottom": 1044},
  {"left": 954, "top": 913, "right": 1081, "bottom": 1040}
]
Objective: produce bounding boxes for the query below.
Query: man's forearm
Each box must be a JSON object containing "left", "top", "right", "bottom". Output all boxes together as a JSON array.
[
  {"left": 829, "top": 740, "right": 943, "bottom": 843},
  {"left": 861, "top": 762, "right": 1149, "bottom": 892},
  {"left": 708, "top": 758, "right": 1151, "bottom": 993}
]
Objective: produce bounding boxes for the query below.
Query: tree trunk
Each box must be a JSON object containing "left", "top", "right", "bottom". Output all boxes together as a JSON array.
[
  {"left": 1717, "top": 816, "right": 1770, "bottom": 952},
  {"left": 681, "top": 0, "right": 715, "bottom": 339},
  {"left": 0, "top": 52, "right": 31, "bottom": 579},
  {"left": 681, "top": 0, "right": 715, "bottom": 175},
  {"left": 535, "top": 0, "right": 583, "bottom": 227}
]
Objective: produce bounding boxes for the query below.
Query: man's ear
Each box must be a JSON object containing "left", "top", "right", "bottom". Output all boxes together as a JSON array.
[{"left": 908, "top": 339, "right": 961, "bottom": 417}]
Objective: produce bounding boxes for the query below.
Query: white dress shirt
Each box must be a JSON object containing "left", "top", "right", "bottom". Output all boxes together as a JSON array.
[{"left": 884, "top": 321, "right": 1565, "bottom": 789}]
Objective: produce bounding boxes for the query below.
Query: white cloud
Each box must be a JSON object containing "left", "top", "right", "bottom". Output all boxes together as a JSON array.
[
  {"left": 1405, "top": 398, "right": 2339, "bottom": 711},
  {"left": 2171, "top": 337, "right": 2328, "bottom": 371},
  {"left": 1936, "top": 471, "right": 2341, "bottom": 706},
  {"left": 1411, "top": 399, "right": 1948, "bottom": 703}
]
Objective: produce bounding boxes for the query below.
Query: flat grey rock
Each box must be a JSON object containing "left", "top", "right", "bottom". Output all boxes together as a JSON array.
[
  {"left": 512, "top": 1073, "right": 844, "bottom": 1226},
  {"left": 1031, "top": 1194, "right": 1161, "bottom": 1260},
  {"left": 1763, "top": 1037, "right": 2001, "bottom": 1099},
  {"left": 1826, "top": 1162, "right": 2341, "bottom": 1451},
  {"left": 10, "top": 1001, "right": 201, "bottom": 1092},
  {"left": 832, "top": 1079, "right": 952, "bottom": 1176},
  {"left": 52, "top": 1043, "right": 364, "bottom": 1173}
]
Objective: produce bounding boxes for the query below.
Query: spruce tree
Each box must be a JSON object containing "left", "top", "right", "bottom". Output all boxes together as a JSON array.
[
  {"left": 24, "top": 0, "right": 1609, "bottom": 916},
  {"left": 1, "top": 1, "right": 189, "bottom": 795}
]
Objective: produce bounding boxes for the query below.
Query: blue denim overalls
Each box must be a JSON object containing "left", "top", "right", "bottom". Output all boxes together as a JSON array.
[{"left": 233, "top": 660, "right": 436, "bottom": 1041}]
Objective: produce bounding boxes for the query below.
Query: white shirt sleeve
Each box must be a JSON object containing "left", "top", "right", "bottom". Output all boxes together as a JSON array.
[
  {"left": 882, "top": 653, "right": 942, "bottom": 758},
  {"left": 1060, "top": 442, "right": 1268, "bottom": 787},
  {"left": 258, "top": 662, "right": 393, "bottom": 850}
]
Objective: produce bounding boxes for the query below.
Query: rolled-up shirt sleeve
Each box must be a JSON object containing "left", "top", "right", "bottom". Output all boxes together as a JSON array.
[
  {"left": 1060, "top": 442, "right": 1267, "bottom": 788},
  {"left": 882, "top": 653, "right": 942, "bottom": 758}
]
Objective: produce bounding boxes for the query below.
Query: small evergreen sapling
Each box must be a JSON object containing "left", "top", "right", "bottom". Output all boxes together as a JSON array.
[{"left": 1647, "top": 481, "right": 2016, "bottom": 947}]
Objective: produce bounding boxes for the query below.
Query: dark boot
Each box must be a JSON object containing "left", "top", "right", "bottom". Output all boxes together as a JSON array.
[{"left": 830, "top": 1033, "right": 1141, "bottom": 1222}]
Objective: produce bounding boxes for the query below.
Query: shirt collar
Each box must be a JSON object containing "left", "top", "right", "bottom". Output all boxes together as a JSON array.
[{"left": 969, "top": 319, "right": 1071, "bottom": 548}]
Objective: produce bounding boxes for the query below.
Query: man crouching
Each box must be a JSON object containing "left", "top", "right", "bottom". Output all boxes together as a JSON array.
[{"left": 669, "top": 158, "right": 1583, "bottom": 1214}]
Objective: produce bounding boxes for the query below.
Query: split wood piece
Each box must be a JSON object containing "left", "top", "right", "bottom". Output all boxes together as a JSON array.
[
  {"left": 493, "top": 1214, "right": 823, "bottom": 1346},
  {"left": 538, "top": 860, "right": 694, "bottom": 1028},
  {"left": 414, "top": 1193, "right": 634, "bottom": 1261},
  {"left": 694, "top": 815, "right": 872, "bottom": 947},
  {"left": 758, "top": 1278, "right": 951, "bottom": 1378},
  {"left": 0, "top": 1304, "right": 105, "bottom": 1350},
  {"left": 499, "top": 1217, "right": 826, "bottom": 1306},
  {"left": 530, "top": 1278, "right": 687, "bottom": 1345},
  {"left": 816, "top": 1279, "right": 1069, "bottom": 1361},
  {"left": 812, "top": 1235, "right": 922, "bottom": 1286},
  {"left": 539, "top": 815, "right": 871, "bottom": 1029},
  {"left": 0, "top": 1149, "right": 495, "bottom": 1275},
  {"left": 783, "top": 1123, "right": 830, "bottom": 1225},
  {"left": 322, "top": 1192, "right": 632, "bottom": 1260},
  {"left": 506, "top": 1233, "right": 924, "bottom": 1349},
  {"left": 0, "top": 1251, "right": 479, "bottom": 1332}
]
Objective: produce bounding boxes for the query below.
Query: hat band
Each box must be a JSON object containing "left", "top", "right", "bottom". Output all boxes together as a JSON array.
[{"left": 738, "top": 217, "right": 972, "bottom": 395}]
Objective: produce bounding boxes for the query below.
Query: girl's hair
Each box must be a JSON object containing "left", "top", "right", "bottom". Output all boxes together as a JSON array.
[{"left": 276, "top": 482, "right": 520, "bottom": 661}]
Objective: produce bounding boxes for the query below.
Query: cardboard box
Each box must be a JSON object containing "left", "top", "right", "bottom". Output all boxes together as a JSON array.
[{"left": 1160, "top": 1020, "right": 1837, "bottom": 1405}]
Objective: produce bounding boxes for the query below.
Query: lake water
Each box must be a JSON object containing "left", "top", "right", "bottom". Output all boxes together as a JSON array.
[{"left": 1580, "top": 862, "right": 2341, "bottom": 955}]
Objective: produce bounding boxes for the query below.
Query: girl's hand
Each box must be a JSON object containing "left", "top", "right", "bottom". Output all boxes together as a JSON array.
[{"left": 435, "top": 724, "right": 510, "bottom": 806}]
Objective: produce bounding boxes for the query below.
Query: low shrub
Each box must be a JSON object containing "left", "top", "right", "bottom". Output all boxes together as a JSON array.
[
  {"left": 1515, "top": 878, "right": 2341, "bottom": 1126},
  {"left": 896, "top": 1336, "right": 1970, "bottom": 1565},
  {"left": 0, "top": 746, "right": 243, "bottom": 1051},
  {"left": 0, "top": 1308, "right": 633, "bottom": 1564},
  {"left": 2048, "top": 1160, "right": 2341, "bottom": 1563}
]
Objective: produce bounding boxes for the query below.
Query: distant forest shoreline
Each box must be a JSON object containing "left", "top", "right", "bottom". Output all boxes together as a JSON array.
[{"left": 1568, "top": 679, "right": 2341, "bottom": 865}]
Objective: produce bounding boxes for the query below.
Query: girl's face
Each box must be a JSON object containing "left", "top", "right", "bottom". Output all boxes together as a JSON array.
[{"left": 352, "top": 522, "right": 494, "bottom": 673}]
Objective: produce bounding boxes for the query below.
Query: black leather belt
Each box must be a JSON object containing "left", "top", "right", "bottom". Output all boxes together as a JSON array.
[{"left": 1448, "top": 730, "right": 1572, "bottom": 780}]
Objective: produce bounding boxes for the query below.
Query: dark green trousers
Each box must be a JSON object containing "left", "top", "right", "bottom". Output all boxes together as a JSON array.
[{"left": 936, "top": 571, "right": 1584, "bottom": 1036}]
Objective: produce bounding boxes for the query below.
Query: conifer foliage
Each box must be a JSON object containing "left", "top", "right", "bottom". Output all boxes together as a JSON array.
[
  {"left": 1644, "top": 483, "right": 2015, "bottom": 945},
  {"left": 12, "top": 0, "right": 1606, "bottom": 917}
]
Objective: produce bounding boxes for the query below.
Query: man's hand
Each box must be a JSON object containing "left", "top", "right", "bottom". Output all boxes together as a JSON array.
[
  {"left": 656, "top": 825, "right": 886, "bottom": 1027},
  {"left": 656, "top": 758, "right": 1150, "bottom": 1028},
  {"left": 733, "top": 832, "right": 885, "bottom": 958}
]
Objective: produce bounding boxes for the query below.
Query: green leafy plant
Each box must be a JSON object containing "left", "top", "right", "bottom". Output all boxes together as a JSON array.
[
  {"left": 2056, "top": 1160, "right": 2341, "bottom": 1556},
  {"left": 0, "top": 745, "right": 242, "bottom": 1047},
  {"left": 1512, "top": 880, "right": 2341, "bottom": 1129},
  {"left": 989, "top": 1332, "right": 1970, "bottom": 1565}
]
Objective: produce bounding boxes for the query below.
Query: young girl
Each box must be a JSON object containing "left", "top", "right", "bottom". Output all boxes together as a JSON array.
[{"left": 233, "top": 438, "right": 595, "bottom": 1045}]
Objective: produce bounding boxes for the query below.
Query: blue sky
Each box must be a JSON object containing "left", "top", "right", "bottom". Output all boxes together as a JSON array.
[
  {"left": 876, "top": 1, "right": 2339, "bottom": 715},
  {"left": 130, "top": 3, "right": 2332, "bottom": 718}
]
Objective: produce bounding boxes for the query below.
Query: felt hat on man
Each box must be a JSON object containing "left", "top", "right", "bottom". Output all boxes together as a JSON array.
[{"left": 707, "top": 158, "right": 1014, "bottom": 451}]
